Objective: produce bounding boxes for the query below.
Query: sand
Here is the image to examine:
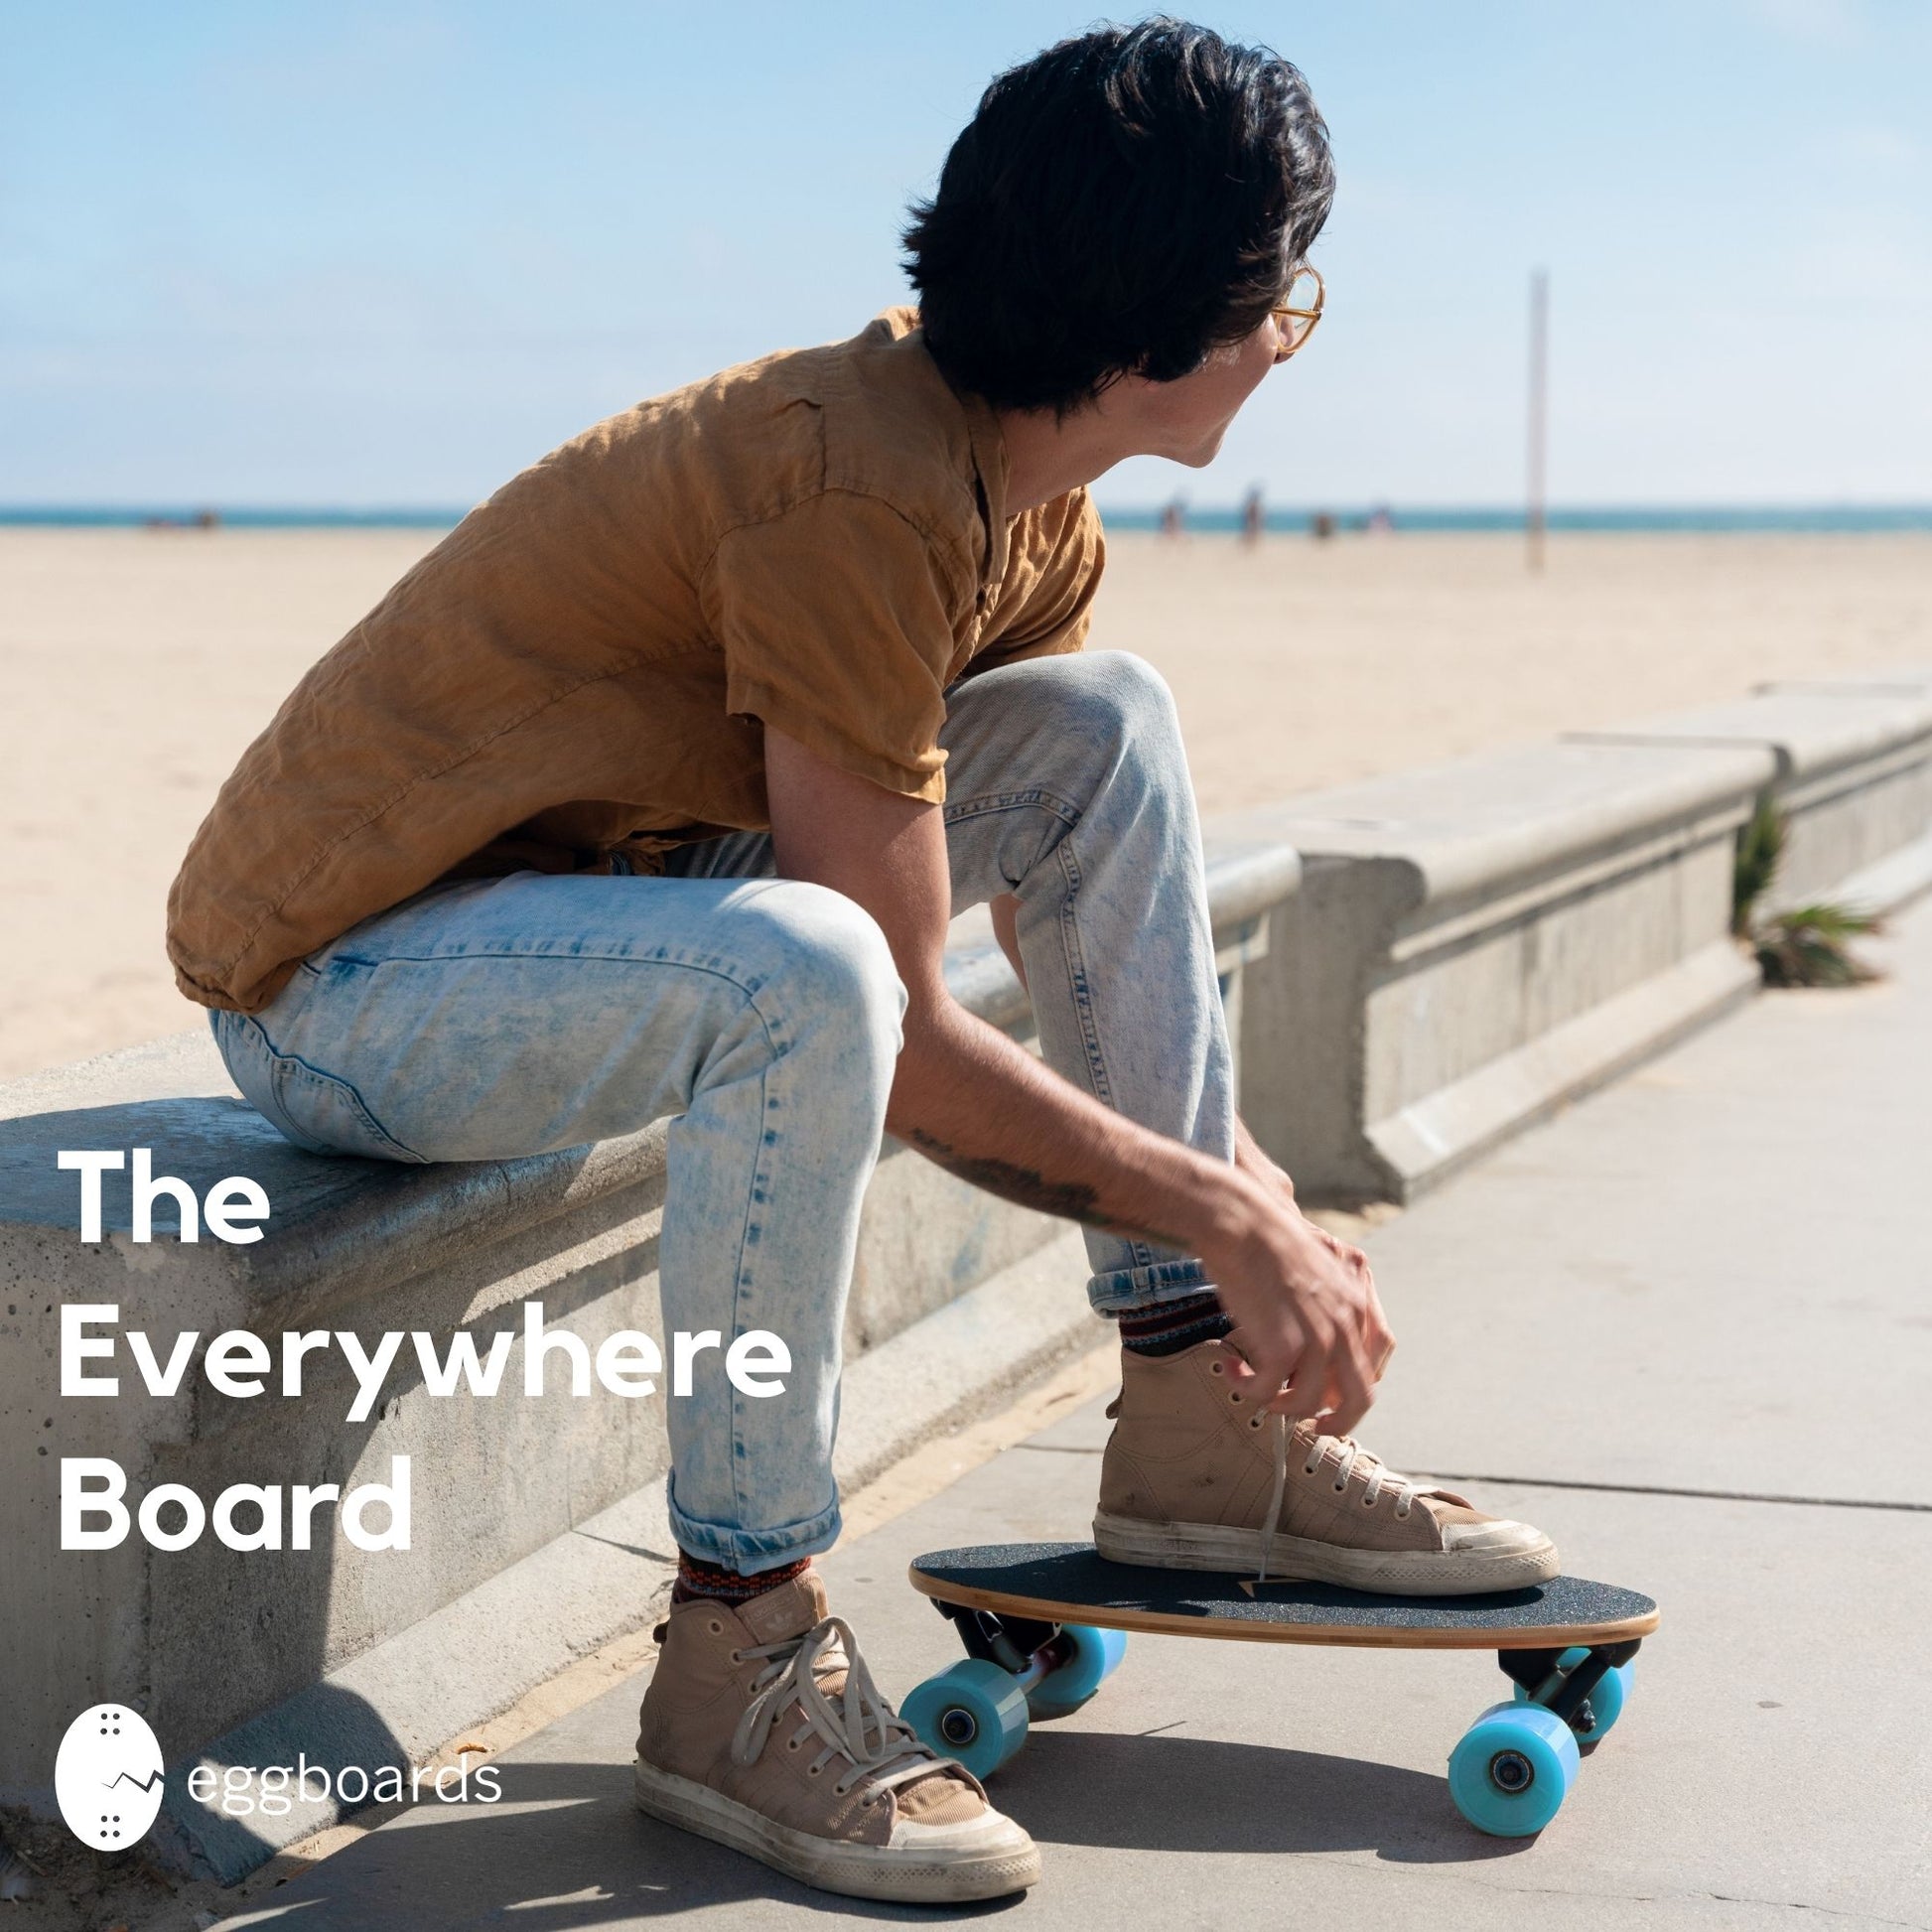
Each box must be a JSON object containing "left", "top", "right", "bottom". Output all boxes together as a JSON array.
[{"left": 3, "top": 526, "right": 1928, "bottom": 1079}]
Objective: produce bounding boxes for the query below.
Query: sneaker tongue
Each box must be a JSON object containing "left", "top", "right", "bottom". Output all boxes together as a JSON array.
[
  {"left": 1291, "top": 1420, "right": 1349, "bottom": 1459},
  {"left": 737, "top": 1572, "right": 830, "bottom": 1646},
  {"left": 1286, "top": 1426, "right": 1469, "bottom": 1508},
  {"left": 731, "top": 1576, "right": 978, "bottom": 1820},
  {"left": 895, "top": 1767, "right": 986, "bottom": 1824}
]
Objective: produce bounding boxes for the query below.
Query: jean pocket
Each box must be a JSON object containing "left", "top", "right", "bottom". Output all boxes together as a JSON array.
[{"left": 212, "top": 1011, "right": 427, "bottom": 1165}]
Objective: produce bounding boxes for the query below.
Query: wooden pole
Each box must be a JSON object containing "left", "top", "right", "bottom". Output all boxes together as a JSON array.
[{"left": 1527, "top": 266, "right": 1549, "bottom": 574}]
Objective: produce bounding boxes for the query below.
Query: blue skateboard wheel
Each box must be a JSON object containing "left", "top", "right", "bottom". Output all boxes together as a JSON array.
[
  {"left": 1028, "top": 1624, "right": 1128, "bottom": 1721},
  {"left": 902, "top": 1659, "right": 1031, "bottom": 1779},
  {"left": 1448, "top": 1702, "right": 1580, "bottom": 1837}
]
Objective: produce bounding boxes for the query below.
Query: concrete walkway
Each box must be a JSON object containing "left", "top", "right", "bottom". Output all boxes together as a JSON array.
[{"left": 220, "top": 898, "right": 1932, "bottom": 1931}]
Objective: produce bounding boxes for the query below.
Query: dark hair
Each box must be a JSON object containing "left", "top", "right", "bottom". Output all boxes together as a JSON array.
[{"left": 902, "top": 18, "right": 1333, "bottom": 413}]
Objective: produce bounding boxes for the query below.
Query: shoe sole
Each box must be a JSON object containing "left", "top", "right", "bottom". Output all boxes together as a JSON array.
[
  {"left": 1093, "top": 1513, "right": 1561, "bottom": 1594},
  {"left": 632, "top": 1759, "right": 1041, "bottom": 1903}
]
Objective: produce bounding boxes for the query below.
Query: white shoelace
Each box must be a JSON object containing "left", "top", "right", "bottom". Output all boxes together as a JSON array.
[
  {"left": 731, "top": 1615, "right": 951, "bottom": 1802},
  {"left": 1256, "top": 1416, "right": 1428, "bottom": 1585}
]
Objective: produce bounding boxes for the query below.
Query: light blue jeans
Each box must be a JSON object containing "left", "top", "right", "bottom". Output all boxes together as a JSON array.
[{"left": 211, "top": 651, "right": 1235, "bottom": 1571}]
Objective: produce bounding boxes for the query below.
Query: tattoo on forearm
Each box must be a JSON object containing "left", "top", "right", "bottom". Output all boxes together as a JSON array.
[{"left": 905, "top": 1129, "right": 1191, "bottom": 1251}]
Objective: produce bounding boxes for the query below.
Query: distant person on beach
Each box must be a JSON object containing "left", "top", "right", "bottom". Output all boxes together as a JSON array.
[
  {"left": 1241, "top": 484, "right": 1266, "bottom": 542},
  {"left": 1160, "top": 496, "right": 1186, "bottom": 536},
  {"left": 167, "top": 21, "right": 1553, "bottom": 1907}
]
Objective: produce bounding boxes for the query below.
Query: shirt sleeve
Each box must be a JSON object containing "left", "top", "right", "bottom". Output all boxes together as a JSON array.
[{"left": 705, "top": 490, "right": 968, "bottom": 804}]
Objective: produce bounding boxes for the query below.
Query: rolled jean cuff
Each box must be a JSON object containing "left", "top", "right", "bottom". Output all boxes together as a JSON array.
[
  {"left": 664, "top": 1482, "right": 843, "bottom": 1576},
  {"left": 1087, "top": 1256, "right": 1211, "bottom": 1316}
]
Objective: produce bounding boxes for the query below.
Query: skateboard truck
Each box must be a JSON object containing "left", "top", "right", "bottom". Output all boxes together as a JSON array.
[
  {"left": 928, "top": 1598, "right": 1070, "bottom": 1691},
  {"left": 906, "top": 1598, "right": 1130, "bottom": 1766},
  {"left": 1498, "top": 1638, "right": 1643, "bottom": 1737}
]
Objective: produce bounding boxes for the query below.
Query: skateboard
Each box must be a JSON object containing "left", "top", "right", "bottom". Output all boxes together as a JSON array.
[{"left": 904, "top": 1541, "right": 1659, "bottom": 1838}]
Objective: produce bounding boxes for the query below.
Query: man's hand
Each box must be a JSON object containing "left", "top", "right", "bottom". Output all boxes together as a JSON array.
[
  {"left": 762, "top": 726, "right": 1391, "bottom": 1437},
  {"left": 1309, "top": 1220, "right": 1397, "bottom": 1387},
  {"left": 1193, "top": 1182, "right": 1388, "bottom": 1436},
  {"left": 1233, "top": 1116, "right": 1397, "bottom": 1415}
]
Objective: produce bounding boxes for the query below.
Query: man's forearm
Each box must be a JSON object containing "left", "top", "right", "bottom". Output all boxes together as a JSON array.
[
  {"left": 887, "top": 995, "right": 1255, "bottom": 1257},
  {"left": 1233, "top": 1114, "right": 1293, "bottom": 1193}
]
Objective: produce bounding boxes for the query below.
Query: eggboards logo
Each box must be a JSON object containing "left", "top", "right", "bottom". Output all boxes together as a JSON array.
[{"left": 56, "top": 1705, "right": 166, "bottom": 1849}]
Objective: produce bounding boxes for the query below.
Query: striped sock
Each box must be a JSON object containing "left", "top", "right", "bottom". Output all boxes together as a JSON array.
[
  {"left": 1117, "top": 1290, "right": 1233, "bottom": 1356},
  {"left": 672, "top": 1552, "right": 812, "bottom": 1606}
]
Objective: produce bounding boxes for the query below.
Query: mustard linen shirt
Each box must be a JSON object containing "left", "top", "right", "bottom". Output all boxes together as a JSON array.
[{"left": 167, "top": 311, "right": 1105, "bottom": 1014}]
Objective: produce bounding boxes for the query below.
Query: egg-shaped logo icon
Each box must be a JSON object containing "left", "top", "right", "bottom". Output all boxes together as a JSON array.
[{"left": 55, "top": 1704, "right": 166, "bottom": 1850}]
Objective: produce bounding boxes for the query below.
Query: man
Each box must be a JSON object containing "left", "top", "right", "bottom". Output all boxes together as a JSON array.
[{"left": 169, "top": 20, "right": 1555, "bottom": 1905}]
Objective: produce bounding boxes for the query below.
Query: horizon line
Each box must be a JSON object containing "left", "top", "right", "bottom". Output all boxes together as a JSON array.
[{"left": 5, "top": 498, "right": 1931, "bottom": 527}]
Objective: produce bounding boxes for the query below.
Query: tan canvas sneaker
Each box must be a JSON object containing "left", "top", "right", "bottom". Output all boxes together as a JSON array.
[
  {"left": 633, "top": 1571, "right": 1040, "bottom": 1902},
  {"left": 1093, "top": 1338, "right": 1559, "bottom": 1593}
]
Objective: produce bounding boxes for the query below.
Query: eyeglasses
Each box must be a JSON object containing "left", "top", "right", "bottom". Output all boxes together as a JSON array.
[{"left": 1270, "top": 266, "right": 1324, "bottom": 364}]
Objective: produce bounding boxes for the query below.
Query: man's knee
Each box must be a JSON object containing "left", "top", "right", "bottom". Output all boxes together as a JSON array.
[
  {"left": 749, "top": 882, "right": 906, "bottom": 1061},
  {"left": 1028, "top": 649, "right": 1182, "bottom": 756}
]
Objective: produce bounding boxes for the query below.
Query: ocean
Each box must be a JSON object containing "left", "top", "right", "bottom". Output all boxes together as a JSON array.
[{"left": 3, "top": 504, "right": 1930, "bottom": 534}]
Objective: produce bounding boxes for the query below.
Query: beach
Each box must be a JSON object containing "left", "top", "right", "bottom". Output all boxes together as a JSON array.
[{"left": 3, "top": 525, "right": 1928, "bottom": 1080}]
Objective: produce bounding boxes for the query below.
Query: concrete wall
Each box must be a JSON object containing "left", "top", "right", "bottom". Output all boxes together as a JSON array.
[
  {"left": 1571, "top": 683, "right": 1932, "bottom": 911},
  {"left": 1225, "top": 738, "right": 1770, "bottom": 1203},
  {"left": 0, "top": 1039, "right": 675, "bottom": 1809},
  {"left": 1223, "top": 672, "right": 1932, "bottom": 1207}
]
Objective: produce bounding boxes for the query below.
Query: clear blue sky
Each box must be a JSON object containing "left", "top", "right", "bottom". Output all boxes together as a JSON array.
[{"left": 3, "top": 1, "right": 1927, "bottom": 508}]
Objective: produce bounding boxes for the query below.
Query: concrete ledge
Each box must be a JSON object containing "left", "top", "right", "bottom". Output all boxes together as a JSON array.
[
  {"left": 1366, "top": 939, "right": 1758, "bottom": 1189},
  {"left": 1223, "top": 674, "right": 1932, "bottom": 1206},
  {"left": 1833, "top": 829, "right": 1932, "bottom": 915},
  {"left": 1, "top": 1037, "right": 684, "bottom": 1806},
  {"left": 1756, "top": 665, "right": 1932, "bottom": 700},
  {"left": 1569, "top": 684, "right": 1932, "bottom": 908},
  {"left": 1222, "top": 736, "right": 1772, "bottom": 1203}
]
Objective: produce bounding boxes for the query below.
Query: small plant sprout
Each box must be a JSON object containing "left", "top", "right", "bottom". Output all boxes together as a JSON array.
[{"left": 1731, "top": 794, "right": 1883, "bottom": 989}]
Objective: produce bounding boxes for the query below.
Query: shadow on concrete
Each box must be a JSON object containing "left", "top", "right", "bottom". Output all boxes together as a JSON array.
[
  {"left": 224, "top": 1729, "right": 1522, "bottom": 1929},
  {"left": 222, "top": 1758, "right": 1028, "bottom": 1929},
  {"left": 165, "top": 1683, "right": 414, "bottom": 1885},
  {"left": 993, "top": 1729, "right": 1526, "bottom": 1865}
]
